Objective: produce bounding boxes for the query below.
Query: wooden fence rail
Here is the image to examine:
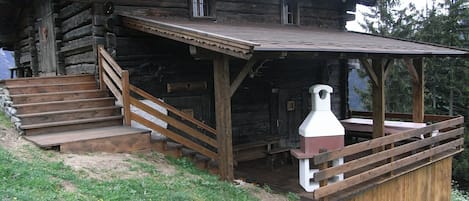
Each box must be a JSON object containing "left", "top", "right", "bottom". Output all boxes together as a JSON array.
[
  {"left": 297, "top": 115, "right": 465, "bottom": 200},
  {"left": 97, "top": 46, "right": 218, "bottom": 161}
]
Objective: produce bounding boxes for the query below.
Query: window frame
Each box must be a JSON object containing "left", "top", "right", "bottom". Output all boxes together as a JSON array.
[
  {"left": 281, "top": 0, "right": 300, "bottom": 25},
  {"left": 190, "top": 0, "right": 216, "bottom": 19}
]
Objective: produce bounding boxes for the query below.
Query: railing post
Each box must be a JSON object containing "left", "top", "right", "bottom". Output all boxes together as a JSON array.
[
  {"left": 122, "top": 70, "right": 131, "bottom": 126},
  {"left": 97, "top": 45, "right": 106, "bottom": 90},
  {"left": 318, "top": 148, "right": 329, "bottom": 201}
]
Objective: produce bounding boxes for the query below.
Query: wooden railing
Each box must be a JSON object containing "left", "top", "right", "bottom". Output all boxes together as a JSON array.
[
  {"left": 350, "top": 110, "right": 454, "bottom": 122},
  {"left": 298, "top": 114, "right": 465, "bottom": 200},
  {"left": 98, "top": 46, "right": 218, "bottom": 160},
  {"left": 98, "top": 46, "right": 131, "bottom": 125}
]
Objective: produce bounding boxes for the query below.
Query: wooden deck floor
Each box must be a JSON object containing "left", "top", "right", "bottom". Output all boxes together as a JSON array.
[{"left": 24, "top": 126, "right": 148, "bottom": 147}]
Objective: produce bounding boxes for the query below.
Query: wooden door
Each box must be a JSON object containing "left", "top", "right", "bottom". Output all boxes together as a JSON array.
[
  {"left": 276, "top": 88, "right": 309, "bottom": 147},
  {"left": 37, "top": 0, "right": 58, "bottom": 76}
]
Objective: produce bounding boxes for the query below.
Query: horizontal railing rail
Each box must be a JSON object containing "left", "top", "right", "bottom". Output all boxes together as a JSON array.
[
  {"left": 129, "top": 84, "right": 218, "bottom": 159},
  {"left": 350, "top": 110, "right": 454, "bottom": 122},
  {"left": 98, "top": 46, "right": 218, "bottom": 161},
  {"left": 297, "top": 115, "right": 465, "bottom": 200}
]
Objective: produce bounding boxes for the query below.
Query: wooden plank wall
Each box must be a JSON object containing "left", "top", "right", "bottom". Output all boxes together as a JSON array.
[{"left": 347, "top": 157, "right": 452, "bottom": 201}]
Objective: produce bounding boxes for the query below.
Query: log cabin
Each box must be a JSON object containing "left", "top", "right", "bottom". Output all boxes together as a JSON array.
[{"left": 0, "top": 0, "right": 466, "bottom": 200}]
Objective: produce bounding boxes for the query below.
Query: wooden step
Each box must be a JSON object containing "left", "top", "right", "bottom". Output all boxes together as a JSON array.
[
  {"left": 24, "top": 126, "right": 151, "bottom": 153},
  {"left": 165, "top": 142, "right": 183, "bottom": 158},
  {"left": 6, "top": 82, "right": 97, "bottom": 95},
  {"left": 207, "top": 160, "right": 219, "bottom": 175},
  {"left": 9, "top": 90, "right": 109, "bottom": 104},
  {"left": 181, "top": 148, "right": 197, "bottom": 160},
  {"left": 18, "top": 106, "right": 121, "bottom": 125},
  {"left": 21, "top": 116, "right": 123, "bottom": 136},
  {"left": 13, "top": 97, "right": 116, "bottom": 114},
  {"left": 4, "top": 74, "right": 95, "bottom": 86},
  {"left": 193, "top": 154, "right": 211, "bottom": 169},
  {"left": 151, "top": 135, "right": 168, "bottom": 153}
]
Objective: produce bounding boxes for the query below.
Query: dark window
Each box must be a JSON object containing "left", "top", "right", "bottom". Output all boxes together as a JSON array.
[
  {"left": 191, "top": 0, "right": 215, "bottom": 17},
  {"left": 282, "top": 0, "right": 299, "bottom": 25}
]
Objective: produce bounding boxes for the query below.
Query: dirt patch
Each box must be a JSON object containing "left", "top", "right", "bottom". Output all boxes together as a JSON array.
[
  {"left": 62, "top": 152, "right": 176, "bottom": 180},
  {"left": 140, "top": 152, "right": 178, "bottom": 176},
  {"left": 63, "top": 153, "right": 146, "bottom": 180},
  {"left": 62, "top": 180, "right": 77, "bottom": 192},
  {"left": 0, "top": 127, "right": 28, "bottom": 151}
]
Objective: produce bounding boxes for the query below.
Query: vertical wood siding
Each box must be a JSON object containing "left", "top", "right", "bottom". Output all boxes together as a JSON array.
[{"left": 347, "top": 157, "right": 452, "bottom": 201}]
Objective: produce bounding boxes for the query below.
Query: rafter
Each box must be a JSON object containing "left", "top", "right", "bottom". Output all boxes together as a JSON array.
[
  {"left": 359, "top": 58, "right": 378, "bottom": 87},
  {"left": 230, "top": 58, "right": 257, "bottom": 97},
  {"left": 383, "top": 59, "right": 393, "bottom": 79},
  {"left": 404, "top": 58, "right": 420, "bottom": 83}
]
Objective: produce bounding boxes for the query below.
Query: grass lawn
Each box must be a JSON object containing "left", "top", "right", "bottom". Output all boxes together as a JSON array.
[{"left": 0, "top": 145, "right": 261, "bottom": 201}]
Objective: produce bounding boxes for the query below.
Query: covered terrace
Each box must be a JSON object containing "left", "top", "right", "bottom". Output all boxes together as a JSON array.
[{"left": 117, "top": 13, "right": 466, "bottom": 200}]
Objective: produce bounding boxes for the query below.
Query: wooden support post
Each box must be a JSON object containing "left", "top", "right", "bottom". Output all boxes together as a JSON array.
[
  {"left": 372, "top": 59, "right": 385, "bottom": 139},
  {"left": 213, "top": 54, "right": 234, "bottom": 180},
  {"left": 97, "top": 46, "right": 106, "bottom": 90},
  {"left": 122, "top": 70, "right": 131, "bottom": 126},
  {"left": 412, "top": 58, "right": 424, "bottom": 123}
]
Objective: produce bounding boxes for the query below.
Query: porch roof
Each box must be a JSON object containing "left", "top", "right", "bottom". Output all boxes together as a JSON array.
[{"left": 120, "top": 14, "right": 469, "bottom": 59}]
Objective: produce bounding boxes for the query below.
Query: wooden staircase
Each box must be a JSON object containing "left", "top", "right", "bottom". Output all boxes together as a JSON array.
[
  {"left": 1, "top": 46, "right": 222, "bottom": 175},
  {"left": 4, "top": 74, "right": 151, "bottom": 153}
]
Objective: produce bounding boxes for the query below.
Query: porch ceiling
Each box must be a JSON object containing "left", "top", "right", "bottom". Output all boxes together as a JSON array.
[{"left": 120, "top": 13, "right": 469, "bottom": 59}]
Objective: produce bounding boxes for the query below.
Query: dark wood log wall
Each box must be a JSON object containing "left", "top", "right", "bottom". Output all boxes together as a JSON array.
[
  {"left": 58, "top": 1, "right": 105, "bottom": 74},
  {"left": 216, "top": 0, "right": 343, "bottom": 28},
  {"left": 14, "top": 7, "right": 37, "bottom": 77},
  {"left": 230, "top": 59, "right": 346, "bottom": 146},
  {"left": 113, "top": 0, "right": 345, "bottom": 29}
]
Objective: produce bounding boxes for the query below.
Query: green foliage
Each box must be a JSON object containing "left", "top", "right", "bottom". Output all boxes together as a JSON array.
[
  {"left": 452, "top": 187, "right": 469, "bottom": 201},
  {"left": 262, "top": 184, "right": 272, "bottom": 193},
  {"left": 0, "top": 147, "right": 259, "bottom": 201},
  {"left": 0, "top": 110, "right": 12, "bottom": 128},
  {"left": 287, "top": 192, "right": 300, "bottom": 201}
]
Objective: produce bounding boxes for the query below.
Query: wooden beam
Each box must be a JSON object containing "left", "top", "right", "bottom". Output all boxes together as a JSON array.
[
  {"left": 230, "top": 58, "right": 257, "bottom": 97},
  {"left": 372, "top": 59, "right": 385, "bottom": 139},
  {"left": 404, "top": 58, "right": 420, "bottom": 83},
  {"left": 383, "top": 59, "right": 393, "bottom": 79},
  {"left": 213, "top": 54, "right": 234, "bottom": 180},
  {"left": 359, "top": 58, "right": 378, "bottom": 87},
  {"left": 412, "top": 58, "right": 424, "bottom": 123}
]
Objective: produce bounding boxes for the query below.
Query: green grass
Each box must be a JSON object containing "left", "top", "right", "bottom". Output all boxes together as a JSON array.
[
  {"left": 0, "top": 110, "right": 12, "bottom": 128},
  {"left": 0, "top": 146, "right": 259, "bottom": 201}
]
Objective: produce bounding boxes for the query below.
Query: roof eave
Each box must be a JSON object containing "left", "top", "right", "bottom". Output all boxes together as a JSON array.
[{"left": 120, "top": 14, "right": 258, "bottom": 60}]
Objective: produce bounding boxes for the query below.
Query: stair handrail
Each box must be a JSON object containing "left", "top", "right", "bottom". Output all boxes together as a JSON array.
[
  {"left": 97, "top": 45, "right": 131, "bottom": 125},
  {"left": 97, "top": 46, "right": 218, "bottom": 160}
]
